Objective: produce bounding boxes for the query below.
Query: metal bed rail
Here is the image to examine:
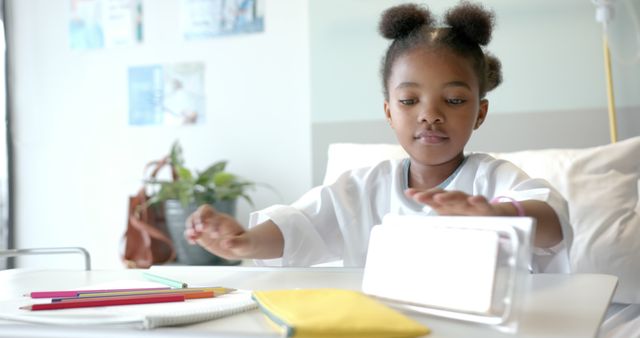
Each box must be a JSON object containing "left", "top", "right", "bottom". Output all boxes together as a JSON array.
[{"left": 0, "top": 247, "right": 91, "bottom": 270}]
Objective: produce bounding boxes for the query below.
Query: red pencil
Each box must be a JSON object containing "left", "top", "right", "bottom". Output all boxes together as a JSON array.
[
  {"left": 20, "top": 293, "right": 184, "bottom": 311},
  {"left": 25, "top": 287, "right": 170, "bottom": 299}
]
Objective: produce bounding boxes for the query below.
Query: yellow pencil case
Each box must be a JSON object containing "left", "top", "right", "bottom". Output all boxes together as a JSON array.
[{"left": 252, "top": 288, "right": 430, "bottom": 338}]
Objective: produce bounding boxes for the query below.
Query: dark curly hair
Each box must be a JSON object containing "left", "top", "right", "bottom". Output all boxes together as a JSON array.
[{"left": 379, "top": 1, "right": 502, "bottom": 100}]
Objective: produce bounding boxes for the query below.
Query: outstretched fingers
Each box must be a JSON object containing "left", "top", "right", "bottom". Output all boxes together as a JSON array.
[
  {"left": 183, "top": 204, "right": 250, "bottom": 260},
  {"left": 194, "top": 231, "right": 252, "bottom": 260},
  {"left": 406, "top": 188, "right": 498, "bottom": 216},
  {"left": 405, "top": 188, "right": 445, "bottom": 206},
  {"left": 185, "top": 204, "right": 218, "bottom": 243}
]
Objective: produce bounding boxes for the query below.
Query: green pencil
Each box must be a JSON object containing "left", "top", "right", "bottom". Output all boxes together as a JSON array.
[{"left": 142, "top": 272, "right": 188, "bottom": 288}]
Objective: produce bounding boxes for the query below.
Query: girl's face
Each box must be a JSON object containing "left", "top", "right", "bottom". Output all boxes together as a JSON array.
[{"left": 384, "top": 47, "right": 488, "bottom": 168}]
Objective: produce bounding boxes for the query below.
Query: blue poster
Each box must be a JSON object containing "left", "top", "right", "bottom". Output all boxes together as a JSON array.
[
  {"left": 128, "top": 66, "right": 163, "bottom": 126},
  {"left": 181, "top": 0, "right": 264, "bottom": 40},
  {"left": 128, "top": 63, "right": 206, "bottom": 126},
  {"left": 70, "top": 0, "right": 143, "bottom": 50}
]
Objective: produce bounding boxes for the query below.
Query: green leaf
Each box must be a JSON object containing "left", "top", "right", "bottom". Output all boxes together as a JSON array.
[
  {"left": 195, "top": 161, "right": 227, "bottom": 185},
  {"left": 176, "top": 166, "right": 193, "bottom": 181},
  {"left": 239, "top": 193, "right": 254, "bottom": 207},
  {"left": 201, "top": 161, "right": 227, "bottom": 177},
  {"left": 170, "top": 141, "right": 185, "bottom": 167},
  {"left": 213, "top": 172, "right": 235, "bottom": 186}
]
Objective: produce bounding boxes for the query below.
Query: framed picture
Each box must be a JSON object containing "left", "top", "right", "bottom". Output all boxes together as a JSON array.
[{"left": 181, "top": 0, "right": 265, "bottom": 40}]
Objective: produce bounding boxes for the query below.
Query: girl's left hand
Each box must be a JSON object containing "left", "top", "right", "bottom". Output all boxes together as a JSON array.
[{"left": 405, "top": 188, "right": 498, "bottom": 216}]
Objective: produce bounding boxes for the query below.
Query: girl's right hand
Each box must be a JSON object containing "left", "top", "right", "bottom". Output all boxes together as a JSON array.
[{"left": 184, "top": 204, "right": 254, "bottom": 260}]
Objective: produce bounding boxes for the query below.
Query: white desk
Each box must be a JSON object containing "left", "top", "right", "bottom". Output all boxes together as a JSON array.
[{"left": 0, "top": 266, "right": 617, "bottom": 338}]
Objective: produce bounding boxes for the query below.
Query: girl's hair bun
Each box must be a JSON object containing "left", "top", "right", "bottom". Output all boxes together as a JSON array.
[
  {"left": 444, "top": 1, "right": 495, "bottom": 46},
  {"left": 379, "top": 3, "right": 434, "bottom": 40},
  {"left": 485, "top": 53, "right": 503, "bottom": 92}
]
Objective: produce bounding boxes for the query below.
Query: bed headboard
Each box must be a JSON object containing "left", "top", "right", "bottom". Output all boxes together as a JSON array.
[{"left": 312, "top": 106, "right": 640, "bottom": 186}]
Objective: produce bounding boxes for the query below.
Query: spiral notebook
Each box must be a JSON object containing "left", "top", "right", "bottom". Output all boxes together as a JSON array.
[{"left": 0, "top": 281, "right": 257, "bottom": 329}]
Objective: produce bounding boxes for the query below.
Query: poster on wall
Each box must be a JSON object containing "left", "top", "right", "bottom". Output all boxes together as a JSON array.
[
  {"left": 181, "top": 0, "right": 265, "bottom": 40},
  {"left": 69, "top": 0, "right": 143, "bottom": 49},
  {"left": 128, "top": 62, "right": 206, "bottom": 126}
]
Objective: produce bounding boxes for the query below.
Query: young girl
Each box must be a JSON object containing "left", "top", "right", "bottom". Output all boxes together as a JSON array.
[{"left": 185, "top": 2, "right": 572, "bottom": 273}]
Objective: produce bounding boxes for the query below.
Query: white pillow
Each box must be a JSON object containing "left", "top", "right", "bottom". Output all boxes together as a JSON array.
[
  {"left": 492, "top": 137, "right": 640, "bottom": 304},
  {"left": 325, "top": 137, "right": 640, "bottom": 303}
]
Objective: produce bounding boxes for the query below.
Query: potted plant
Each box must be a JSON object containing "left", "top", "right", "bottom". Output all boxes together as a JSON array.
[{"left": 146, "top": 141, "right": 255, "bottom": 265}]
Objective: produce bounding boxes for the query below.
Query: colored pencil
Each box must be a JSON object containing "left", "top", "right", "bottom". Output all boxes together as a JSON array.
[
  {"left": 77, "top": 287, "right": 235, "bottom": 298},
  {"left": 20, "top": 293, "right": 184, "bottom": 311},
  {"left": 25, "top": 287, "right": 170, "bottom": 299},
  {"left": 53, "top": 290, "right": 214, "bottom": 303},
  {"left": 142, "top": 272, "right": 188, "bottom": 288}
]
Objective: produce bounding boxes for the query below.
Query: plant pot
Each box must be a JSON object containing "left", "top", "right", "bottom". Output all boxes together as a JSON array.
[{"left": 164, "top": 199, "right": 241, "bottom": 266}]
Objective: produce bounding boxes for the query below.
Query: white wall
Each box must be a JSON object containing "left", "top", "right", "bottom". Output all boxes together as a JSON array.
[{"left": 8, "top": 0, "right": 311, "bottom": 269}]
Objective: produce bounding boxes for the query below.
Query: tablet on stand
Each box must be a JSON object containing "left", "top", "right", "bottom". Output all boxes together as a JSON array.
[{"left": 362, "top": 215, "right": 534, "bottom": 333}]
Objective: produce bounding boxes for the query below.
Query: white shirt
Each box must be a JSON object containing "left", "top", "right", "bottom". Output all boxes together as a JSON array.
[{"left": 250, "top": 153, "right": 572, "bottom": 273}]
